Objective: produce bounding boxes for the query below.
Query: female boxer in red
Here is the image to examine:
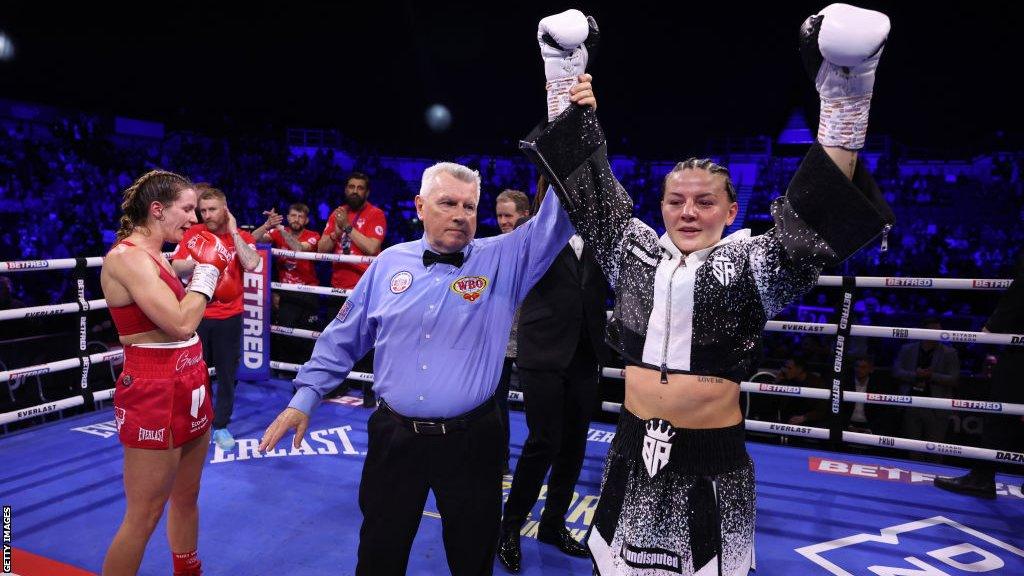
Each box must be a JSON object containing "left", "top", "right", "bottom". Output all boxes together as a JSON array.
[{"left": 100, "top": 170, "right": 231, "bottom": 576}]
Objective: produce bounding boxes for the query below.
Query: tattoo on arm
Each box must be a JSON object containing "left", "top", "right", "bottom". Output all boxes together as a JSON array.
[
  {"left": 279, "top": 229, "right": 305, "bottom": 252},
  {"left": 697, "top": 376, "right": 725, "bottom": 384},
  {"left": 233, "top": 233, "right": 261, "bottom": 271}
]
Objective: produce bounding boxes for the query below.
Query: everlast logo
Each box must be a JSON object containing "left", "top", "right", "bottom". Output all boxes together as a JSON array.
[
  {"left": 25, "top": 309, "right": 62, "bottom": 317},
  {"left": 885, "top": 277, "right": 934, "bottom": 287},
  {"left": 951, "top": 399, "right": 1002, "bottom": 412},
  {"left": 781, "top": 323, "right": 826, "bottom": 333},
  {"left": 769, "top": 423, "right": 812, "bottom": 435},
  {"left": 242, "top": 257, "right": 266, "bottom": 369},
  {"left": 16, "top": 404, "right": 58, "bottom": 419},
  {"left": 996, "top": 451, "right": 1024, "bottom": 463}
]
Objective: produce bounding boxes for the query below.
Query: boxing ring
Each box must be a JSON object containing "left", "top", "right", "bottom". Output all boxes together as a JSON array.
[{"left": 1, "top": 249, "right": 1023, "bottom": 575}]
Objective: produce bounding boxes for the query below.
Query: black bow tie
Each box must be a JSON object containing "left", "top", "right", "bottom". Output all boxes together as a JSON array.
[{"left": 423, "top": 250, "right": 464, "bottom": 268}]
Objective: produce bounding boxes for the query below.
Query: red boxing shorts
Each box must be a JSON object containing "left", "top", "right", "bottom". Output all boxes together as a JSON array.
[{"left": 113, "top": 334, "right": 213, "bottom": 450}]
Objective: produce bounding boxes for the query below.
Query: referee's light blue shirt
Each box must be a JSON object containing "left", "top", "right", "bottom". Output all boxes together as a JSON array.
[{"left": 289, "top": 188, "right": 574, "bottom": 418}]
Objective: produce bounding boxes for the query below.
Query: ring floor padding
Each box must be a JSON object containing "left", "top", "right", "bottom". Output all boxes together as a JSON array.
[{"left": 2, "top": 379, "right": 1021, "bottom": 575}]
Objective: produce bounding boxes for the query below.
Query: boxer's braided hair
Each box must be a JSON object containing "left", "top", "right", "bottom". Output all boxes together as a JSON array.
[
  {"left": 115, "top": 169, "right": 193, "bottom": 243},
  {"left": 662, "top": 158, "right": 738, "bottom": 203}
]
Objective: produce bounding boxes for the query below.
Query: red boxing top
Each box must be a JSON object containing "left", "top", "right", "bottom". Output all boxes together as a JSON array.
[{"left": 108, "top": 241, "right": 187, "bottom": 336}]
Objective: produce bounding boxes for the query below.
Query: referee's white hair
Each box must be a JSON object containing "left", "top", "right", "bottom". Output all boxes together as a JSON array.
[{"left": 419, "top": 162, "right": 481, "bottom": 201}]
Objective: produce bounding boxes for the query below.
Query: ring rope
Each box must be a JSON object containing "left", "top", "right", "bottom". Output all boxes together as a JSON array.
[{"left": 597, "top": 367, "right": 1024, "bottom": 416}]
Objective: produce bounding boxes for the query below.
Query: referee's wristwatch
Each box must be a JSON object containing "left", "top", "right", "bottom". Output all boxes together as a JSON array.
[{"left": 342, "top": 224, "right": 353, "bottom": 235}]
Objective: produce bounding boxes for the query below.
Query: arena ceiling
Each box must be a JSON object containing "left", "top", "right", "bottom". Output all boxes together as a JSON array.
[{"left": 0, "top": 1, "right": 1019, "bottom": 157}]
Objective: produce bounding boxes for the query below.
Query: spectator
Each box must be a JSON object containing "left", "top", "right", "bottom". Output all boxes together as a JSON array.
[
  {"left": 253, "top": 203, "right": 321, "bottom": 367},
  {"left": 893, "top": 317, "right": 960, "bottom": 458},
  {"left": 778, "top": 356, "right": 830, "bottom": 427},
  {"left": 171, "top": 184, "right": 260, "bottom": 451},
  {"left": 844, "top": 356, "right": 894, "bottom": 435},
  {"left": 493, "top": 188, "right": 531, "bottom": 475}
]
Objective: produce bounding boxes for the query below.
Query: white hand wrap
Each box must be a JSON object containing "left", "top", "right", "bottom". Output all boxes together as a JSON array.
[{"left": 186, "top": 263, "right": 220, "bottom": 301}]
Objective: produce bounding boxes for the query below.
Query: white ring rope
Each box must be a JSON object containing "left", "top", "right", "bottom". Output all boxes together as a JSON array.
[
  {"left": 598, "top": 367, "right": 1024, "bottom": 416},
  {"left": 0, "top": 299, "right": 108, "bottom": 322},
  {"left": 764, "top": 321, "right": 1024, "bottom": 346},
  {"left": 0, "top": 252, "right": 176, "bottom": 273},
  {"left": 0, "top": 253, "right": 1009, "bottom": 293},
  {"left": 0, "top": 348, "right": 124, "bottom": 384},
  {"left": 271, "top": 283, "right": 353, "bottom": 298},
  {"left": 817, "top": 275, "right": 1013, "bottom": 290},
  {"left": 269, "top": 249, "right": 375, "bottom": 265}
]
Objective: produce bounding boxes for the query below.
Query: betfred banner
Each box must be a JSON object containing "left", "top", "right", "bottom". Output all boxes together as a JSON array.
[{"left": 238, "top": 245, "right": 270, "bottom": 381}]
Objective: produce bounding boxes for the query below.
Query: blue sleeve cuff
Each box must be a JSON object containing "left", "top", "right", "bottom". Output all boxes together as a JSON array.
[{"left": 287, "top": 385, "right": 322, "bottom": 415}]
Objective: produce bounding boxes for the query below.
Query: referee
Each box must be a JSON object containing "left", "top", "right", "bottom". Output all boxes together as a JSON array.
[{"left": 259, "top": 136, "right": 591, "bottom": 573}]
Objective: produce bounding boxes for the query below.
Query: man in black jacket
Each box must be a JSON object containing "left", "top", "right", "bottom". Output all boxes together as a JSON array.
[{"left": 497, "top": 186, "right": 609, "bottom": 572}]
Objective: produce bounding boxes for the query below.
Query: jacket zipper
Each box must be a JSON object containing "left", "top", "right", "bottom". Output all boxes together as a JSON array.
[
  {"left": 661, "top": 256, "right": 685, "bottom": 384},
  {"left": 880, "top": 223, "right": 892, "bottom": 253}
]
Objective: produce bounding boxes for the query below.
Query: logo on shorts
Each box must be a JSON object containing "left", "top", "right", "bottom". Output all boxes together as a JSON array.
[
  {"left": 114, "top": 407, "right": 126, "bottom": 431},
  {"left": 390, "top": 271, "right": 414, "bottom": 294},
  {"left": 642, "top": 419, "right": 675, "bottom": 478},
  {"left": 620, "top": 542, "right": 682, "bottom": 572},
  {"left": 175, "top": 350, "right": 203, "bottom": 373},
  {"left": 711, "top": 254, "right": 736, "bottom": 287},
  {"left": 451, "top": 276, "right": 488, "bottom": 302},
  {"left": 190, "top": 385, "right": 206, "bottom": 419},
  {"left": 120, "top": 374, "right": 133, "bottom": 388},
  {"left": 190, "top": 414, "right": 209, "bottom": 433},
  {"left": 138, "top": 427, "right": 165, "bottom": 443}
]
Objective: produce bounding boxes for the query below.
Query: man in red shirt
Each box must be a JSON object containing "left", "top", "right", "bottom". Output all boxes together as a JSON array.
[
  {"left": 172, "top": 184, "right": 260, "bottom": 451},
  {"left": 253, "top": 202, "right": 321, "bottom": 367},
  {"left": 317, "top": 172, "right": 387, "bottom": 294},
  {"left": 317, "top": 172, "right": 386, "bottom": 403}
]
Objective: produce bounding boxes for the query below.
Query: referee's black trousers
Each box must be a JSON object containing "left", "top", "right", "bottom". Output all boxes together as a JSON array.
[{"left": 356, "top": 401, "right": 504, "bottom": 576}]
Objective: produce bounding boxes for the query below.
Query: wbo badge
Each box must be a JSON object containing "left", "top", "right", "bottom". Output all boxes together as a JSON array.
[
  {"left": 451, "top": 275, "right": 488, "bottom": 302},
  {"left": 390, "top": 271, "right": 414, "bottom": 294}
]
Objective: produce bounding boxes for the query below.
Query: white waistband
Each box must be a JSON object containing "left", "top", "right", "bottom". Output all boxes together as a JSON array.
[{"left": 132, "top": 333, "right": 199, "bottom": 349}]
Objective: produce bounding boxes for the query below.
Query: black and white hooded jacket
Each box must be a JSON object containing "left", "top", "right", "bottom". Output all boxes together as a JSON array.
[{"left": 520, "top": 106, "right": 894, "bottom": 384}]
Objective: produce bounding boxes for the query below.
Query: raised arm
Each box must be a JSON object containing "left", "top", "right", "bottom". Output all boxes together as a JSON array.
[{"left": 519, "top": 10, "right": 656, "bottom": 288}]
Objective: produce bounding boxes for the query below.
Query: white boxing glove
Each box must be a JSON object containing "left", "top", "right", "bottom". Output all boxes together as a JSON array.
[
  {"left": 800, "top": 3, "right": 889, "bottom": 150},
  {"left": 538, "top": 9, "right": 599, "bottom": 121}
]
